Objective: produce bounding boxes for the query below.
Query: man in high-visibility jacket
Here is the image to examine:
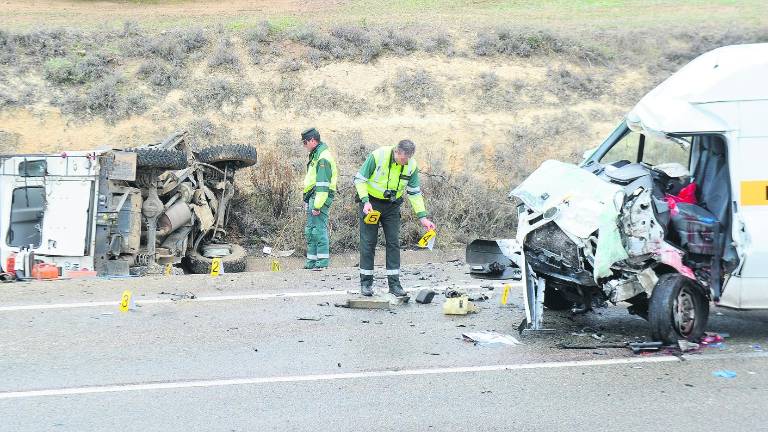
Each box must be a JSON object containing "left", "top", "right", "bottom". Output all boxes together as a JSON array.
[
  {"left": 301, "top": 127, "right": 338, "bottom": 269},
  {"left": 354, "top": 139, "right": 436, "bottom": 296}
]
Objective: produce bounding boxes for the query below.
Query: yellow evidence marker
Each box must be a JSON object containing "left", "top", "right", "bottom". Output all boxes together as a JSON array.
[
  {"left": 210, "top": 257, "right": 222, "bottom": 276},
  {"left": 119, "top": 290, "right": 132, "bottom": 313},
  {"left": 164, "top": 263, "right": 172, "bottom": 276},
  {"left": 501, "top": 284, "right": 511, "bottom": 305},
  {"left": 363, "top": 210, "right": 381, "bottom": 225},
  {"left": 418, "top": 229, "right": 437, "bottom": 250},
  {"left": 271, "top": 260, "right": 281, "bottom": 272}
]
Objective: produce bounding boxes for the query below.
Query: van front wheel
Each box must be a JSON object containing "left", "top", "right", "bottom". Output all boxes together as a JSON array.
[{"left": 649, "top": 273, "right": 709, "bottom": 344}]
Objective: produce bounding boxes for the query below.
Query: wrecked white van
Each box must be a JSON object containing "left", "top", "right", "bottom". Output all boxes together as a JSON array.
[{"left": 467, "top": 43, "right": 768, "bottom": 343}]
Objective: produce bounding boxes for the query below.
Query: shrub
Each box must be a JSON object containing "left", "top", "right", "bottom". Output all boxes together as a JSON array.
[
  {"left": 208, "top": 40, "right": 241, "bottom": 71},
  {"left": 278, "top": 58, "right": 302, "bottom": 72},
  {"left": 137, "top": 59, "right": 182, "bottom": 88},
  {"left": 475, "top": 71, "right": 516, "bottom": 111},
  {"left": 546, "top": 66, "right": 609, "bottom": 100},
  {"left": 44, "top": 57, "right": 77, "bottom": 84},
  {"left": 381, "top": 28, "right": 417, "bottom": 55},
  {"left": 58, "top": 74, "right": 149, "bottom": 122},
  {"left": 245, "top": 21, "right": 272, "bottom": 43},
  {"left": 392, "top": 68, "right": 442, "bottom": 110},
  {"left": 188, "top": 77, "right": 249, "bottom": 110},
  {"left": 423, "top": 31, "right": 454, "bottom": 56},
  {"left": 15, "top": 29, "right": 70, "bottom": 58},
  {"left": 44, "top": 53, "right": 112, "bottom": 84}
]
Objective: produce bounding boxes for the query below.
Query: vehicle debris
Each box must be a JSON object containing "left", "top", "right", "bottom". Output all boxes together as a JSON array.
[
  {"left": 628, "top": 341, "right": 663, "bottom": 354},
  {"left": 557, "top": 343, "right": 628, "bottom": 350},
  {"left": 297, "top": 316, "right": 322, "bottom": 321},
  {"left": 415, "top": 289, "right": 436, "bottom": 304},
  {"left": 443, "top": 296, "right": 478, "bottom": 315},
  {"left": 712, "top": 370, "right": 737, "bottom": 379},
  {"left": 677, "top": 340, "right": 700, "bottom": 352},
  {"left": 462, "top": 331, "right": 522, "bottom": 346},
  {"left": 345, "top": 298, "right": 391, "bottom": 310}
]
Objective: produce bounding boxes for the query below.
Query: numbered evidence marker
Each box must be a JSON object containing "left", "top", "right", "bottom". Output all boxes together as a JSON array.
[
  {"left": 119, "top": 290, "right": 133, "bottom": 312},
  {"left": 417, "top": 229, "right": 437, "bottom": 250},
  {"left": 271, "top": 260, "right": 281, "bottom": 272},
  {"left": 210, "top": 257, "right": 222, "bottom": 276},
  {"left": 363, "top": 210, "right": 381, "bottom": 225},
  {"left": 501, "top": 284, "right": 511, "bottom": 305},
  {"left": 164, "top": 263, "right": 172, "bottom": 276}
]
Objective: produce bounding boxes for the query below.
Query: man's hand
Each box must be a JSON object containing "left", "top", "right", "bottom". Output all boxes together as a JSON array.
[
  {"left": 311, "top": 209, "right": 321, "bottom": 216},
  {"left": 363, "top": 202, "right": 373, "bottom": 215},
  {"left": 419, "top": 217, "right": 436, "bottom": 231}
]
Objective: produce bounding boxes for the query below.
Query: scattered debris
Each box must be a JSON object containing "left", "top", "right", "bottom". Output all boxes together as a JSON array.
[
  {"left": 462, "top": 331, "right": 522, "bottom": 346},
  {"left": 678, "top": 340, "right": 700, "bottom": 352},
  {"left": 262, "top": 246, "right": 295, "bottom": 257},
  {"left": 752, "top": 344, "right": 763, "bottom": 352},
  {"left": 628, "top": 341, "right": 663, "bottom": 354},
  {"left": 415, "top": 289, "right": 436, "bottom": 304},
  {"left": 297, "top": 316, "right": 322, "bottom": 321},
  {"left": 361, "top": 320, "right": 370, "bottom": 323},
  {"left": 253, "top": 348, "right": 258, "bottom": 352},
  {"left": 557, "top": 343, "right": 627, "bottom": 350},
  {"left": 591, "top": 333, "right": 605, "bottom": 341},
  {"left": 712, "top": 370, "right": 737, "bottom": 379},
  {"left": 317, "top": 302, "right": 330, "bottom": 306},
  {"left": 443, "top": 296, "right": 479, "bottom": 315},
  {"left": 423, "top": 352, "right": 440, "bottom": 356},
  {"left": 701, "top": 332, "right": 725, "bottom": 345}
]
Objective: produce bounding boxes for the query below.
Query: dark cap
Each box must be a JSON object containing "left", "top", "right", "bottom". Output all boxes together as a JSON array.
[{"left": 301, "top": 127, "right": 320, "bottom": 142}]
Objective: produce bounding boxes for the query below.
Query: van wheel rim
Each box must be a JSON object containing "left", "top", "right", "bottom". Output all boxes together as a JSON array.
[{"left": 674, "top": 288, "right": 696, "bottom": 337}]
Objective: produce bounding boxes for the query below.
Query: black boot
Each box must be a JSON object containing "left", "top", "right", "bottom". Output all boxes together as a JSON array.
[
  {"left": 360, "top": 275, "right": 374, "bottom": 297},
  {"left": 387, "top": 275, "right": 406, "bottom": 297}
]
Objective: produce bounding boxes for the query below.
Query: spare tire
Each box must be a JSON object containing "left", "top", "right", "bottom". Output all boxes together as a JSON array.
[
  {"left": 186, "top": 243, "right": 247, "bottom": 274},
  {"left": 129, "top": 148, "right": 188, "bottom": 170},
  {"left": 197, "top": 144, "right": 257, "bottom": 169}
]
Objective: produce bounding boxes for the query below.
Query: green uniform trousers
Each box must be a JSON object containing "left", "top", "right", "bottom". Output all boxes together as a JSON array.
[
  {"left": 305, "top": 195, "right": 333, "bottom": 268},
  {"left": 359, "top": 199, "right": 402, "bottom": 289}
]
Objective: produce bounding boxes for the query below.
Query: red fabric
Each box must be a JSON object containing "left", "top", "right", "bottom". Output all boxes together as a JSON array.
[{"left": 664, "top": 182, "right": 697, "bottom": 216}]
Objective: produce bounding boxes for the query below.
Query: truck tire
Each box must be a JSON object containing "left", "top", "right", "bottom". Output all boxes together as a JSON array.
[
  {"left": 648, "top": 273, "right": 709, "bottom": 344},
  {"left": 186, "top": 243, "right": 247, "bottom": 274},
  {"left": 543, "top": 285, "right": 573, "bottom": 311},
  {"left": 197, "top": 144, "right": 258, "bottom": 169},
  {"left": 129, "top": 148, "right": 188, "bottom": 170}
]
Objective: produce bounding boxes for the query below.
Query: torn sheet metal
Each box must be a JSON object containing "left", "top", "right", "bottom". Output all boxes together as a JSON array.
[{"left": 512, "top": 160, "right": 628, "bottom": 278}]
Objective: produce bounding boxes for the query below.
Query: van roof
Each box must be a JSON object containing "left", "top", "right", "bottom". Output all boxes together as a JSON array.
[{"left": 628, "top": 43, "right": 768, "bottom": 135}]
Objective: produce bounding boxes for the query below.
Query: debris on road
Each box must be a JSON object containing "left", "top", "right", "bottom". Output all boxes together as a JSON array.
[
  {"left": 712, "top": 370, "right": 737, "bottom": 379},
  {"left": 628, "top": 341, "right": 663, "bottom": 354},
  {"left": 462, "top": 331, "right": 522, "bottom": 346},
  {"left": 678, "top": 340, "right": 701, "bottom": 352},
  {"left": 443, "top": 296, "right": 478, "bottom": 315},
  {"left": 701, "top": 333, "right": 725, "bottom": 345},
  {"left": 415, "top": 289, "right": 436, "bottom": 304},
  {"left": 557, "top": 343, "right": 628, "bottom": 350},
  {"left": 297, "top": 316, "right": 322, "bottom": 321}
]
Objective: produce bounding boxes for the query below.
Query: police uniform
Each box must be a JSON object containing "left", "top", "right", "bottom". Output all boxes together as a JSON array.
[
  {"left": 354, "top": 146, "right": 427, "bottom": 294},
  {"left": 302, "top": 129, "right": 338, "bottom": 269}
]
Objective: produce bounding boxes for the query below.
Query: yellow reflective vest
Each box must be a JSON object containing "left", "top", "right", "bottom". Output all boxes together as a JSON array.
[{"left": 354, "top": 146, "right": 427, "bottom": 218}]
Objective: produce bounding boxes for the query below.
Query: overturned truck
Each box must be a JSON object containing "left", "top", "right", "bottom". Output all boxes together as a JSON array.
[
  {"left": 0, "top": 132, "right": 257, "bottom": 277},
  {"left": 468, "top": 43, "right": 768, "bottom": 343}
]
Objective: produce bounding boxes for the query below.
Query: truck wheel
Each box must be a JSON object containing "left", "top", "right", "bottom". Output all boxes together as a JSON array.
[
  {"left": 129, "top": 148, "right": 188, "bottom": 170},
  {"left": 648, "top": 273, "right": 709, "bottom": 344},
  {"left": 197, "top": 145, "right": 257, "bottom": 169},
  {"left": 543, "top": 285, "right": 573, "bottom": 311},
  {"left": 186, "top": 243, "right": 247, "bottom": 274}
]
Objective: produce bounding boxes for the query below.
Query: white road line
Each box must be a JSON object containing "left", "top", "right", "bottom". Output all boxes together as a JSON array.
[
  {"left": 1, "top": 352, "right": 764, "bottom": 400},
  {"left": 0, "top": 283, "right": 501, "bottom": 312}
]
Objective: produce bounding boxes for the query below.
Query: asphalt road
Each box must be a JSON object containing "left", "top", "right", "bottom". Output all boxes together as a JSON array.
[{"left": 1, "top": 262, "right": 767, "bottom": 431}]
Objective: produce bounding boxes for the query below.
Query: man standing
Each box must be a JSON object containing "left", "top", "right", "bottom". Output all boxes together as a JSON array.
[
  {"left": 354, "top": 139, "right": 436, "bottom": 296},
  {"left": 301, "top": 127, "right": 338, "bottom": 269}
]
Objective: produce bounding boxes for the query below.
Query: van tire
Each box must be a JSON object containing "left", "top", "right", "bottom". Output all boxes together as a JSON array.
[
  {"left": 130, "top": 148, "right": 188, "bottom": 170},
  {"left": 648, "top": 273, "right": 709, "bottom": 344},
  {"left": 186, "top": 243, "right": 247, "bottom": 274},
  {"left": 198, "top": 145, "right": 257, "bottom": 169}
]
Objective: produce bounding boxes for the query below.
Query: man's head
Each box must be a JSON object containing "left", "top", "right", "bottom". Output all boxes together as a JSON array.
[
  {"left": 301, "top": 127, "right": 321, "bottom": 151},
  {"left": 393, "top": 139, "right": 416, "bottom": 165}
]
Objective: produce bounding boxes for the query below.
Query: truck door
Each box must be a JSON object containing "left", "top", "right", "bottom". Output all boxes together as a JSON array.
[{"left": 36, "top": 180, "right": 94, "bottom": 256}]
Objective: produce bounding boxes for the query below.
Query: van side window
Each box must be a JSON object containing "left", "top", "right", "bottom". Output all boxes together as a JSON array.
[
  {"left": 600, "top": 131, "right": 640, "bottom": 164},
  {"left": 7, "top": 187, "right": 45, "bottom": 248}
]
